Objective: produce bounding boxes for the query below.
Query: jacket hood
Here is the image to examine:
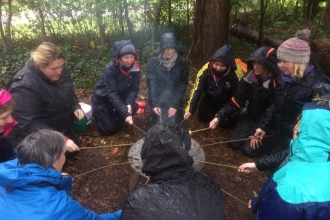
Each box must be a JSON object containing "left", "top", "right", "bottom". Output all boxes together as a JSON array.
[
  {"left": 0, "top": 159, "right": 71, "bottom": 190},
  {"left": 113, "top": 40, "right": 136, "bottom": 59},
  {"left": 247, "top": 46, "right": 279, "bottom": 75},
  {"left": 290, "top": 102, "right": 330, "bottom": 163},
  {"left": 156, "top": 33, "right": 179, "bottom": 53},
  {"left": 141, "top": 123, "right": 194, "bottom": 182},
  {"left": 210, "top": 44, "right": 237, "bottom": 70}
]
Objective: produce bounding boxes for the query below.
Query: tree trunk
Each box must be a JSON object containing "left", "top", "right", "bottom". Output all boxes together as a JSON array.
[
  {"left": 187, "top": 0, "right": 230, "bottom": 69},
  {"left": 322, "top": 0, "right": 330, "bottom": 25},
  {"left": 186, "top": 0, "right": 190, "bottom": 39},
  {"left": 123, "top": 0, "right": 134, "bottom": 41},
  {"left": 257, "top": 0, "right": 268, "bottom": 46},
  {"left": 168, "top": 0, "right": 172, "bottom": 27},
  {"left": 95, "top": 0, "right": 105, "bottom": 51},
  {"left": 154, "top": 0, "right": 164, "bottom": 35},
  {"left": 0, "top": 0, "right": 8, "bottom": 48},
  {"left": 38, "top": 7, "right": 47, "bottom": 39},
  {"left": 5, "top": 0, "right": 12, "bottom": 44},
  {"left": 118, "top": 0, "right": 125, "bottom": 37}
]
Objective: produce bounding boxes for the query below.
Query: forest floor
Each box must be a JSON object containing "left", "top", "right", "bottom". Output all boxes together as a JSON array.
[{"left": 64, "top": 76, "right": 268, "bottom": 220}]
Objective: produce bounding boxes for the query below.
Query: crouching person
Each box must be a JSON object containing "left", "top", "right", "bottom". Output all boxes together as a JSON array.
[
  {"left": 121, "top": 123, "right": 226, "bottom": 220},
  {"left": 249, "top": 99, "right": 330, "bottom": 219},
  {"left": 0, "top": 129, "right": 121, "bottom": 220}
]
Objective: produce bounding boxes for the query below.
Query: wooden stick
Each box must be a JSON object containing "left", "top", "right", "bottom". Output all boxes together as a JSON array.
[
  {"left": 80, "top": 143, "right": 134, "bottom": 150},
  {"left": 189, "top": 127, "right": 210, "bottom": 134},
  {"left": 132, "top": 123, "right": 146, "bottom": 134},
  {"left": 194, "top": 160, "right": 238, "bottom": 169}
]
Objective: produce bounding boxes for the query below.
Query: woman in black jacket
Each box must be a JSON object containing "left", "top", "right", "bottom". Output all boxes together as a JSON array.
[
  {"left": 6, "top": 42, "right": 82, "bottom": 158},
  {"left": 147, "top": 32, "right": 189, "bottom": 125},
  {"left": 184, "top": 44, "right": 240, "bottom": 128},
  {"left": 215, "top": 46, "right": 282, "bottom": 157},
  {"left": 91, "top": 40, "right": 140, "bottom": 135},
  {"left": 239, "top": 30, "right": 330, "bottom": 174}
]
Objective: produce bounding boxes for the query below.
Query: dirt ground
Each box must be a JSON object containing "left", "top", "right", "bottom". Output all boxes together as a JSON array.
[{"left": 64, "top": 78, "right": 268, "bottom": 220}]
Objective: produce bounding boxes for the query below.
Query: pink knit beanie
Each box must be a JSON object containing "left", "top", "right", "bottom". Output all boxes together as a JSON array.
[
  {"left": 0, "top": 90, "right": 12, "bottom": 105},
  {"left": 277, "top": 29, "right": 311, "bottom": 64}
]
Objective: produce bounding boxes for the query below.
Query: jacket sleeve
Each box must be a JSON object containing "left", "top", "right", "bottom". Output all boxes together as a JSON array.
[
  {"left": 258, "top": 76, "right": 285, "bottom": 132},
  {"left": 185, "top": 69, "right": 207, "bottom": 114},
  {"left": 52, "top": 191, "right": 121, "bottom": 220},
  {"left": 216, "top": 78, "right": 248, "bottom": 120},
  {"left": 255, "top": 148, "right": 289, "bottom": 172},
  {"left": 65, "top": 69, "right": 81, "bottom": 112},
  {"left": 146, "top": 59, "right": 159, "bottom": 108},
  {"left": 170, "top": 59, "right": 189, "bottom": 109},
  {"left": 103, "top": 64, "right": 130, "bottom": 119},
  {"left": 9, "top": 85, "right": 53, "bottom": 132},
  {"left": 124, "top": 71, "right": 141, "bottom": 106}
]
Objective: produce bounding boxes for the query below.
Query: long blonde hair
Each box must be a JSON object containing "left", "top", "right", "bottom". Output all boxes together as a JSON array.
[
  {"left": 31, "top": 42, "right": 64, "bottom": 68},
  {"left": 292, "top": 63, "right": 309, "bottom": 79}
]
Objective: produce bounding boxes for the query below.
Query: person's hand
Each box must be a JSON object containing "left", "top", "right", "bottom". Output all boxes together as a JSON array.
[
  {"left": 168, "top": 107, "right": 177, "bottom": 117},
  {"left": 126, "top": 105, "right": 132, "bottom": 114},
  {"left": 249, "top": 136, "right": 262, "bottom": 149},
  {"left": 254, "top": 128, "right": 266, "bottom": 140},
  {"left": 238, "top": 162, "right": 257, "bottom": 173},
  {"left": 153, "top": 107, "right": 161, "bottom": 115},
  {"left": 74, "top": 109, "right": 85, "bottom": 120},
  {"left": 209, "top": 118, "right": 219, "bottom": 129},
  {"left": 125, "top": 115, "right": 133, "bottom": 125},
  {"left": 184, "top": 112, "right": 191, "bottom": 120},
  {"left": 248, "top": 200, "right": 252, "bottom": 209},
  {"left": 66, "top": 139, "right": 80, "bottom": 152}
]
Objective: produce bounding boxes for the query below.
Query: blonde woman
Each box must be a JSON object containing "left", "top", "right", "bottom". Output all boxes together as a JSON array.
[
  {"left": 6, "top": 42, "right": 82, "bottom": 158},
  {"left": 240, "top": 29, "right": 330, "bottom": 174}
]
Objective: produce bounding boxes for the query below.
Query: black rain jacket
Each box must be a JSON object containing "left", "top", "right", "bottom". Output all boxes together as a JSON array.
[
  {"left": 216, "top": 47, "right": 282, "bottom": 131},
  {"left": 147, "top": 34, "right": 189, "bottom": 110},
  {"left": 121, "top": 124, "right": 226, "bottom": 220},
  {"left": 256, "top": 62, "right": 330, "bottom": 172},
  {"left": 92, "top": 40, "right": 141, "bottom": 119},
  {"left": 185, "top": 45, "right": 239, "bottom": 114},
  {"left": 6, "top": 60, "right": 80, "bottom": 145}
]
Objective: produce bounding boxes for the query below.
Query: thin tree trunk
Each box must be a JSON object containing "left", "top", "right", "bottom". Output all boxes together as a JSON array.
[
  {"left": 0, "top": 0, "right": 8, "bottom": 48},
  {"left": 38, "top": 7, "right": 47, "bottom": 38},
  {"left": 95, "top": 0, "right": 105, "bottom": 51},
  {"left": 258, "top": 0, "right": 268, "bottom": 46},
  {"left": 321, "top": 0, "right": 330, "bottom": 25},
  {"left": 5, "top": 0, "right": 12, "bottom": 44},
  {"left": 123, "top": 0, "right": 134, "bottom": 41},
  {"left": 186, "top": 0, "right": 189, "bottom": 39},
  {"left": 154, "top": 0, "right": 164, "bottom": 35},
  {"left": 168, "top": 0, "right": 172, "bottom": 27},
  {"left": 118, "top": 0, "right": 125, "bottom": 37}
]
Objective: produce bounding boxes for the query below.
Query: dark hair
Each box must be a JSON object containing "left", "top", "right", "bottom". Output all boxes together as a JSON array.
[{"left": 16, "top": 129, "right": 66, "bottom": 168}]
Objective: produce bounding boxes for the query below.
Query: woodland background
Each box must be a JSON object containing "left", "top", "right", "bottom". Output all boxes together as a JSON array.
[{"left": 1, "top": 0, "right": 330, "bottom": 87}]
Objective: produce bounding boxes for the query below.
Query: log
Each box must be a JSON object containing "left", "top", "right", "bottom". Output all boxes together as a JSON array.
[{"left": 230, "top": 24, "right": 330, "bottom": 73}]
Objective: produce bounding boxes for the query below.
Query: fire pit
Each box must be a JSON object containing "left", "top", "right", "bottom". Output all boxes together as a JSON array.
[{"left": 128, "top": 138, "right": 205, "bottom": 177}]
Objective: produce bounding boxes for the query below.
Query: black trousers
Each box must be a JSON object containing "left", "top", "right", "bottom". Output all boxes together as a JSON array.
[
  {"left": 228, "top": 115, "right": 274, "bottom": 157},
  {"left": 92, "top": 96, "right": 138, "bottom": 135},
  {"left": 197, "top": 93, "right": 238, "bottom": 128}
]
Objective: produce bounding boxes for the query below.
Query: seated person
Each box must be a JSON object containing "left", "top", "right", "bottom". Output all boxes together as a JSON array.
[
  {"left": 147, "top": 33, "right": 188, "bottom": 125},
  {"left": 6, "top": 42, "right": 82, "bottom": 158},
  {"left": 184, "top": 44, "right": 241, "bottom": 128},
  {"left": 0, "top": 129, "right": 121, "bottom": 220},
  {"left": 243, "top": 97, "right": 330, "bottom": 219},
  {"left": 92, "top": 40, "right": 140, "bottom": 135},
  {"left": 212, "top": 46, "right": 282, "bottom": 157},
  {"left": 0, "top": 90, "right": 17, "bottom": 163},
  {"left": 121, "top": 123, "right": 226, "bottom": 220}
]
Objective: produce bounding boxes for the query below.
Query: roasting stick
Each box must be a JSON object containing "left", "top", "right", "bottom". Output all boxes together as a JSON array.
[
  {"left": 189, "top": 127, "right": 211, "bottom": 134},
  {"left": 132, "top": 123, "right": 146, "bottom": 134}
]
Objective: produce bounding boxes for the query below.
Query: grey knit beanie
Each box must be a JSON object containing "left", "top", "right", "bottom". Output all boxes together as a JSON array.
[
  {"left": 277, "top": 29, "right": 311, "bottom": 64},
  {"left": 118, "top": 44, "right": 136, "bottom": 57}
]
